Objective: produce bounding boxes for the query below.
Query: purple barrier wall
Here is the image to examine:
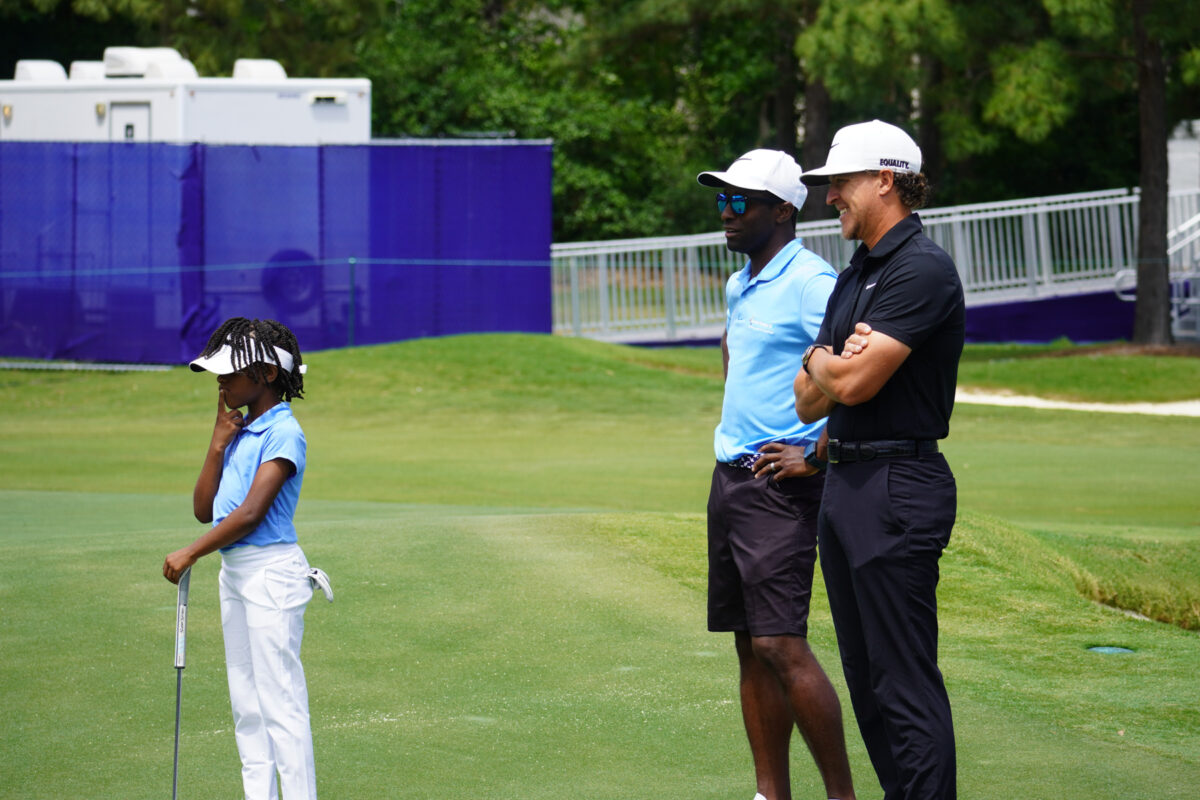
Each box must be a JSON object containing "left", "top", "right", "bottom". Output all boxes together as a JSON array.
[
  {"left": 964, "top": 292, "right": 1135, "bottom": 344},
  {"left": 0, "top": 141, "right": 552, "bottom": 364}
]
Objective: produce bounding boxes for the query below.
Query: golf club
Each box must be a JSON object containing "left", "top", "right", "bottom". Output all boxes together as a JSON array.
[{"left": 172, "top": 567, "right": 191, "bottom": 800}]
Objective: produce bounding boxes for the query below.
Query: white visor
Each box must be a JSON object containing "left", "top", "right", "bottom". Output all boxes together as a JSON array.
[{"left": 189, "top": 343, "right": 307, "bottom": 375}]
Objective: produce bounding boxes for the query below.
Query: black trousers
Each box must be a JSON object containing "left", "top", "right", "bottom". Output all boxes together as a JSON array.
[{"left": 818, "top": 452, "right": 957, "bottom": 800}]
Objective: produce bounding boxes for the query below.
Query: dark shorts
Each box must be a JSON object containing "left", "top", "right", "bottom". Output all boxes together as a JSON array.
[{"left": 706, "top": 461, "right": 825, "bottom": 637}]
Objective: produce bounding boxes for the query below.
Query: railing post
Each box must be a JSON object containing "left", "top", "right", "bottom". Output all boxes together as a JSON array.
[
  {"left": 569, "top": 255, "right": 582, "bottom": 337},
  {"left": 686, "top": 244, "right": 700, "bottom": 326},
  {"left": 1107, "top": 204, "right": 1125, "bottom": 277},
  {"left": 598, "top": 252, "right": 610, "bottom": 333},
  {"left": 664, "top": 248, "right": 677, "bottom": 340},
  {"left": 1037, "top": 203, "right": 1054, "bottom": 292},
  {"left": 950, "top": 217, "right": 970, "bottom": 290},
  {"left": 1021, "top": 210, "right": 1040, "bottom": 295}
]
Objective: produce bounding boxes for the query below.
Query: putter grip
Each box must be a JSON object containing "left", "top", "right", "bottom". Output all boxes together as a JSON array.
[{"left": 174, "top": 568, "right": 191, "bottom": 669}]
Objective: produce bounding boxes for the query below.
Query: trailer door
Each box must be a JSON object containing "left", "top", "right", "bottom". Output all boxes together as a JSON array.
[{"left": 109, "top": 102, "right": 151, "bottom": 141}]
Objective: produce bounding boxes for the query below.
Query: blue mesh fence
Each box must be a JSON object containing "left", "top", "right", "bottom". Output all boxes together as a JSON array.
[{"left": 0, "top": 141, "right": 553, "bottom": 364}]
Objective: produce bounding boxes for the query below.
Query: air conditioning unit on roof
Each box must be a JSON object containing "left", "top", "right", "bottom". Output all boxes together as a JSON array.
[
  {"left": 145, "top": 59, "right": 198, "bottom": 80},
  {"left": 69, "top": 61, "right": 106, "bottom": 80},
  {"left": 232, "top": 59, "right": 288, "bottom": 81},
  {"left": 14, "top": 60, "right": 67, "bottom": 82},
  {"left": 103, "top": 46, "right": 185, "bottom": 77}
]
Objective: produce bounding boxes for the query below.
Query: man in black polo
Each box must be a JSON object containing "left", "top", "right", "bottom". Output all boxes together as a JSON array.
[{"left": 793, "top": 120, "right": 965, "bottom": 800}]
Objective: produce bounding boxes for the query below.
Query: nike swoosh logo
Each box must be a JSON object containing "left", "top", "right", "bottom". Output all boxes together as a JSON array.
[{"left": 865, "top": 283, "right": 877, "bottom": 290}]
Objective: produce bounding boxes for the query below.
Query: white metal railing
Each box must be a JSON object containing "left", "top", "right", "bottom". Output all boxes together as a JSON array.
[
  {"left": 552, "top": 187, "right": 1200, "bottom": 341},
  {"left": 1163, "top": 199, "right": 1200, "bottom": 338}
]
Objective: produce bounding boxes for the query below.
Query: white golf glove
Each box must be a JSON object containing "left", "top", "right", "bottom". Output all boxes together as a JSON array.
[{"left": 307, "top": 567, "right": 334, "bottom": 603}]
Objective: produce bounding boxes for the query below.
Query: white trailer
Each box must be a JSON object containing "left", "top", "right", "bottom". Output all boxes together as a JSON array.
[{"left": 0, "top": 46, "right": 370, "bottom": 145}]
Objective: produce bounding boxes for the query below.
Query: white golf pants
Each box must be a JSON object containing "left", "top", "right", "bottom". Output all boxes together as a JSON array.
[{"left": 219, "top": 542, "right": 316, "bottom": 800}]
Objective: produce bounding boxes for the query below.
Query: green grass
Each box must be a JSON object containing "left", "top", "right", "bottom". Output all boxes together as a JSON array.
[
  {"left": 956, "top": 341, "right": 1200, "bottom": 403},
  {"left": 1, "top": 335, "right": 1198, "bottom": 798}
]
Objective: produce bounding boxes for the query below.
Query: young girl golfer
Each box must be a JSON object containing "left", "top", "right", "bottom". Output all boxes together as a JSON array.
[{"left": 163, "top": 317, "right": 329, "bottom": 800}]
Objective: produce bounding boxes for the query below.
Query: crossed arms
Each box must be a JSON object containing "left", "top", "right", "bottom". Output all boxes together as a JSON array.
[{"left": 794, "top": 322, "right": 913, "bottom": 423}]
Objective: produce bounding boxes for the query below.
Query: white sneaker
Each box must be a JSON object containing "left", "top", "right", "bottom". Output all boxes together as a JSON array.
[{"left": 308, "top": 567, "right": 334, "bottom": 602}]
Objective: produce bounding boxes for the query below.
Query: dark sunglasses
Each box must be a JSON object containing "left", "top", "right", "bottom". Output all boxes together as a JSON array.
[{"left": 716, "top": 192, "right": 782, "bottom": 215}]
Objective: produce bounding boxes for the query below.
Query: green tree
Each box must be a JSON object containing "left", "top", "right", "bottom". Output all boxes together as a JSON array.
[
  {"left": 543, "top": 0, "right": 834, "bottom": 234},
  {"left": 799, "top": 0, "right": 1199, "bottom": 345},
  {"left": 358, "top": 0, "right": 691, "bottom": 241},
  {"left": 797, "top": 0, "right": 964, "bottom": 184},
  {"left": 793, "top": 0, "right": 1137, "bottom": 200},
  {"left": 0, "top": 0, "right": 142, "bottom": 78},
  {"left": 980, "top": 0, "right": 1200, "bottom": 344},
  {"left": 0, "top": 0, "right": 387, "bottom": 78},
  {"left": 359, "top": 0, "right": 829, "bottom": 240}
]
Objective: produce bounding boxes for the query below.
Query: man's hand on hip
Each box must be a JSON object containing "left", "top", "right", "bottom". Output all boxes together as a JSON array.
[{"left": 754, "top": 442, "right": 820, "bottom": 480}]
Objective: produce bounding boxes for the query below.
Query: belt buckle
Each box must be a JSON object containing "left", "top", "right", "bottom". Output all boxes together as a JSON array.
[{"left": 827, "top": 439, "right": 841, "bottom": 464}]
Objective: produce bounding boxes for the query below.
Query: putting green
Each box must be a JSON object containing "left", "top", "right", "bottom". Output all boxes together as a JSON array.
[{"left": 1, "top": 490, "right": 1197, "bottom": 798}]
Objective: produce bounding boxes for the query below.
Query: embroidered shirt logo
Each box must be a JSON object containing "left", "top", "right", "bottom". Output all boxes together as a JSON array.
[
  {"left": 864, "top": 282, "right": 877, "bottom": 290},
  {"left": 747, "top": 316, "right": 775, "bottom": 334}
]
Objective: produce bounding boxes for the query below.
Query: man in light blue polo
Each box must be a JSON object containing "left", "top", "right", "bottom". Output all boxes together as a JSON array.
[{"left": 698, "top": 150, "right": 856, "bottom": 800}]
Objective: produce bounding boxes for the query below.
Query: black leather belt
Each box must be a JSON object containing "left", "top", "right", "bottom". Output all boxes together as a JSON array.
[{"left": 826, "top": 439, "right": 938, "bottom": 464}]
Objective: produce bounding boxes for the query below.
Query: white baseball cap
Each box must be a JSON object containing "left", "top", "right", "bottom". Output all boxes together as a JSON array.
[
  {"left": 189, "top": 341, "right": 307, "bottom": 375},
  {"left": 801, "top": 120, "right": 922, "bottom": 186},
  {"left": 697, "top": 149, "right": 808, "bottom": 209}
]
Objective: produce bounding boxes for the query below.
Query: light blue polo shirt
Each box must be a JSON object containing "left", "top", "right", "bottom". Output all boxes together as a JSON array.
[
  {"left": 213, "top": 402, "right": 306, "bottom": 551},
  {"left": 714, "top": 238, "right": 837, "bottom": 462}
]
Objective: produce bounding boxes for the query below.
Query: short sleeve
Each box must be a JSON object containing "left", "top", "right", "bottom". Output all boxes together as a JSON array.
[
  {"left": 799, "top": 269, "right": 837, "bottom": 344},
  {"left": 261, "top": 420, "right": 306, "bottom": 477},
  {"left": 814, "top": 273, "right": 850, "bottom": 348},
  {"left": 724, "top": 271, "right": 738, "bottom": 328}
]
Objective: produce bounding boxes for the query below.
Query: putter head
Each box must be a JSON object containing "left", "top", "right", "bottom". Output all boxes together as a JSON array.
[{"left": 307, "top": 567, "right": 334, "bottom": 603}]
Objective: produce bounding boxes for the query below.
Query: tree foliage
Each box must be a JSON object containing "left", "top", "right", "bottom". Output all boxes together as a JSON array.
[
  {"left": 0, "top": 0, "right": 386, "bottom": 78},
  {"left": 359, "top": 0, "right": 825, "bottom": 240},
  {"left": 977, "top": 0, "right": 1200, "bottom": 342},
  {"left": 795, "top": 0, "right": 1199, "bottom": 343}
]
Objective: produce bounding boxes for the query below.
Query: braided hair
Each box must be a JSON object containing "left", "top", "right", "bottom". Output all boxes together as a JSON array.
[{"left": 199, "top": 317, "right": 305, "bottom": 401}]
